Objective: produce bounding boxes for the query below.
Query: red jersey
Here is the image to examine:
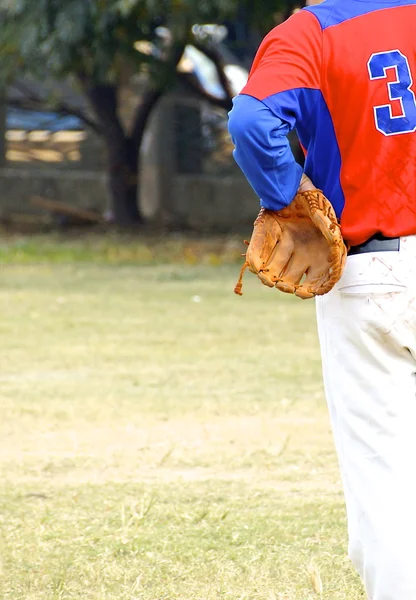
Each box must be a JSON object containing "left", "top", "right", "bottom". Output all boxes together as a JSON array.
[{"left": 241, "top": 0, "right": 416, "bottom": 246}]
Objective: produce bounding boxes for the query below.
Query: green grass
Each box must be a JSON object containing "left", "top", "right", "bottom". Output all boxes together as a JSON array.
[
  {"left": 0, "top": 230, "right": 245, "bottom": 266},
  {"left": 0, "top": 250, "right": 364, "bottom": 599}
]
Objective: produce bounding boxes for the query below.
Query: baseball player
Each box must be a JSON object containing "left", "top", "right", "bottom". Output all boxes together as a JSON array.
[{"left": 228, "top": 0, "right": 416, "bottom": 598}]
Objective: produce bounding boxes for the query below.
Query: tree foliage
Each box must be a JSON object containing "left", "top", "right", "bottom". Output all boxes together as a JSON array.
[
  {"left": 0, "top": 0, "right": 289, "bottom": 224},
  {"left": 240, "top": 0, "right": 300, "bottom": 31},
  {"left": 1, "top": 0, "right": 236, "bottom": 83}
]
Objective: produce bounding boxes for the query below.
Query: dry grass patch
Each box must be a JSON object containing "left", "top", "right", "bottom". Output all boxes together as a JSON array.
[{"left": 0, "top": 263, "right": 364, "bottom": 599}]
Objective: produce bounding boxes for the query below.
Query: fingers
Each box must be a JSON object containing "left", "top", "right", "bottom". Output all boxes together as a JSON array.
[
  {"left": 246, "top": 210, "right": 283, "bottom": 274},
  {"left": 258, "top": 234, "right": 295, "bottom": 287},
  {"left": 275, "top": 254, "right": 309, "bottom": 294},
  {"left": 295, "top": 261, "right": 335, "bottom": 298},
  {"left": 294, "top": 286, "right": 316, "bottom": 299}
]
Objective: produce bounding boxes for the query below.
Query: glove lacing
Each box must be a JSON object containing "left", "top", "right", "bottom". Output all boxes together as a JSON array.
[{"left": 234, "top": 240, "right": 250, "bottom": 296}]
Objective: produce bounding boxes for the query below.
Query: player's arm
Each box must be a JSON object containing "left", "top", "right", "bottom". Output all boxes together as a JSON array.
[
  {"left": 228, "top": 10, "right": 322, "bottom": 209},
  {"left": 228, "top": 95, "right": 303, "bottom": 210}
]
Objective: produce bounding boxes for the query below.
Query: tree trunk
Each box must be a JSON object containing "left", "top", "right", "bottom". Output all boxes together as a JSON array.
[
  {"left": 83, "top": 83, "right": 141, "bottom": 224},
  {"left": 83, "top": 81, "right": 164, "bottom": 225},
  {"left": 105, "top": 133, "right": 142, "bottom": 225}
]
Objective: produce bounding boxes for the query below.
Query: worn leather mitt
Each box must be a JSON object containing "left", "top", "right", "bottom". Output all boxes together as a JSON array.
[{"left": 234, "top": 189, "right": 347, "bottom": 299}]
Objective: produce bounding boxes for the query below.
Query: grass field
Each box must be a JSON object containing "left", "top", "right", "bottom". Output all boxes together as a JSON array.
[{"left": 0, "top": 235, "right": 364, "bottom": 599}]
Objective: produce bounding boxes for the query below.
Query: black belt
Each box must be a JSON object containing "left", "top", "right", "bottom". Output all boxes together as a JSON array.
[{"left": 348, "top": 234, "right": 400, "bottom": 256}]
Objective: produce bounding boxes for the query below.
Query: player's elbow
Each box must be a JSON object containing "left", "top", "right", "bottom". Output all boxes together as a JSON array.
[
  {"left": 228, "top": 94, "right": 260, "bottom": 146},
  {"left": 228, "top": 94, "right": 289, "bottom": 152}
]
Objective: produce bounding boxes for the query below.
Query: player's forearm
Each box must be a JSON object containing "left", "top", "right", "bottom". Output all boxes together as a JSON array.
[{"left": 228, "top": 94, "right": 303, "bottom": 210}]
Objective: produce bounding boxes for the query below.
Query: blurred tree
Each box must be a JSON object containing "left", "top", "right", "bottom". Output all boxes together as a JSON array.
[
  {"left": 0, "top": 0, "right": 290, "bottom": 224},
  {"left": 225, "top": 0, "right": 304, "bottom": 65},
  {"left": 240, "top": 0, "right": 300, "bottom": 33}
]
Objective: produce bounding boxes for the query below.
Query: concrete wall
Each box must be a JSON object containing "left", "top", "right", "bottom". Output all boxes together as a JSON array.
[
  {"left": 137, "top": 92, "right": 258, "bottom": 231},
  {"left": 0, "top": 166, "right": 258, "bottom": 231},
  {"left": 169, "top": 174, "right": 257, "bottom": 231},
  {"left": 0, "top": 90, "right": 259, "bottom": 230},
  {"left": 0, "top": 167, "right": 109, "bottom": 218}
]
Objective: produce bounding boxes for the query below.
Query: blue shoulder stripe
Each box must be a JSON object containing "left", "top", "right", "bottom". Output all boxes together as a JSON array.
[{"left": 304, "top": 0, "right": 416, "bottom": 30}]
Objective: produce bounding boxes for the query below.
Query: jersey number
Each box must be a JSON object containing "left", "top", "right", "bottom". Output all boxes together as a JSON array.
[{"left": 368, "top": 50, "right": 416, "bottom": 136}]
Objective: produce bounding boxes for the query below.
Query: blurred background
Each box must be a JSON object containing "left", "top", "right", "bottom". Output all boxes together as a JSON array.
[
  {"left": 0, "top": 3, "right": 366, "bottom": 598},
  {"left": 0, "top": 0, "right": 309, "bottom": 233}
]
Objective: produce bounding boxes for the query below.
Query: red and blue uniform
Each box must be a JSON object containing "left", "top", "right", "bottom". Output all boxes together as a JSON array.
[{"left": 228, "top": 0, "right": 416, "bottom": 246}]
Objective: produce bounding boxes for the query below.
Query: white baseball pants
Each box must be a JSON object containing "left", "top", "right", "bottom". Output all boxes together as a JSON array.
[{"left": 316, "top": 235, "right": 416, "bottom": 600}]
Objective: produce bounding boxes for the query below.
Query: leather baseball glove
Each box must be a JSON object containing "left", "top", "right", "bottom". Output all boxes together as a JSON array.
[{"left": 234, "top": 189, "right": 347, "bottom": 299}]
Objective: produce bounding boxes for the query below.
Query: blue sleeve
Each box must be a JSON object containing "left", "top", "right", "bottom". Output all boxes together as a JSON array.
[{"left": 228, "top": 94, "right": 303, "bottom": 210}]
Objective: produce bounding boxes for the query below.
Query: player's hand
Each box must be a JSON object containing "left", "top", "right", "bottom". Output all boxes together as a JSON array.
[
  {"left": 233, "top": 189, "right": 347, "bottom": 298},
  {"left": 297, "top": 173, "right": 315, "bottom": 193}
]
